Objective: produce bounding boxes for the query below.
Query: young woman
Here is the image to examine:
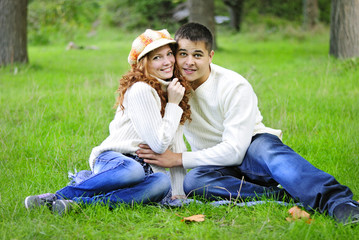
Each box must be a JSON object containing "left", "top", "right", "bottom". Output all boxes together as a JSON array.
[{"left": 24, "top": 29, "right": 191, "bottom": 215}]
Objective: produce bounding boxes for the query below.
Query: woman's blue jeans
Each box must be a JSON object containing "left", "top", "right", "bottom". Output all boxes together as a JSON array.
[
  {"left": 56, "top": 151, "right": 170, "bottom": 207},
  {"left": 183, "top": 133, "right": 356, "bottom": 216}
]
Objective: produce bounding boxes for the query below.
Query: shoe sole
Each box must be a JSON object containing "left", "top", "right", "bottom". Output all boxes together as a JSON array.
[
  {"left": 24, "top": 196, "right": 41, "bottom": 209},
  {"left": 343, "top": 215, "right": 359, "bottom": 226},
  {"left": 53, "top": 200, "right": 71, "bottom": 216}
]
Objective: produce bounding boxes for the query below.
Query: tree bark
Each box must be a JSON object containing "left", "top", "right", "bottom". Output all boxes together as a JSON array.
[
  {"left": 303, "top": 0, "right": 319, "bottom": 30},
  {"left": 223, "top": 0, "right": 244, "bottom": 32},
  {"left": 187, "top": 0, "right": 217, "bottom": 49},
  {"left": 329, "top": 0, "right": 359, "bottom": 59},
  {"left": 0, "top": 0, "right": 29, "bottom": 66}
]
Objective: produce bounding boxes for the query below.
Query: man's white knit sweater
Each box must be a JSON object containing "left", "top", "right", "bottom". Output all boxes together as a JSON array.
[
  {"left": 182, "top": 63, "right": 282, "bottom": 169},
  {"left": 89, "top": 79, "right": 187, "bottom": 196}
]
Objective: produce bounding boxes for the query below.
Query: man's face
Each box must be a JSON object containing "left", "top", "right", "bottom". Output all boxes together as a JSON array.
[{"left": 176, "top": 39, "right": 214, "bottom": 90}]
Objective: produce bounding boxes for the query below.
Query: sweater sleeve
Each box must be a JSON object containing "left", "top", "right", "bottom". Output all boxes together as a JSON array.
[
  {"left": 182, "top": 81, "right": 258, "bottom": 169},
  {"left": 127, "top": 82, "right": 183, "bottom": 154},
  {"left": 169, "top": 167, "right": 186, "bottom": 196}
]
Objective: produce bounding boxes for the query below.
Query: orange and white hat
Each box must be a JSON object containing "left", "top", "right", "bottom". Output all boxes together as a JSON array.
[{"left": 128, "top": 29, "right": 176, "bottom": 65}]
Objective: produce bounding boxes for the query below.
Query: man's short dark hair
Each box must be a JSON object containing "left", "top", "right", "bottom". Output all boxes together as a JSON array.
[{"left": 175, "top": 22, "right": 213, "bottom": 54}]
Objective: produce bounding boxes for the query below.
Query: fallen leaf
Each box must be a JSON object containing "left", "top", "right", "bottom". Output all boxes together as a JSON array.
[
  {"left": 181, "top": 214, "right": 205, "bottom": 222},
  {"left": 288, "top": 206, "right": 310, "bottom": 219},
  {"left": 286, "top": 206, "right": 313, "bottom": 224}
]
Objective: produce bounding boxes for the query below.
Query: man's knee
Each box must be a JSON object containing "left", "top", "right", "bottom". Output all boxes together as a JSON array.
[
  {"left": 183, "top": 167, "right": 210, "bottom": 195},
  {"left": 247, "top": 133, "right": 282, "bottom": 159}
]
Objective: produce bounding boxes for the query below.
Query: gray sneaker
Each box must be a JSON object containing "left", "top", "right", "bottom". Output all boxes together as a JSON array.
[
  {"left": 24, "top": 193, "right": 57, "bottom": 210},
  {"left": 333, "top": 202, "right": 359, "bottom": 226},
  {"left": 52, "top": 200, "right": 78, "bottom": 216}
]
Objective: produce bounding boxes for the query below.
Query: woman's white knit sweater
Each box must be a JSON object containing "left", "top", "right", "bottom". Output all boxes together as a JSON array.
[{"left": 89, "top": 78, "right": 187, "bottom": 196}]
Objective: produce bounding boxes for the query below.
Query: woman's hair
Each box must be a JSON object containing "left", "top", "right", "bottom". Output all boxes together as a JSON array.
[{"left": 115, "top": 48, "right": 191, "bottom": 125}]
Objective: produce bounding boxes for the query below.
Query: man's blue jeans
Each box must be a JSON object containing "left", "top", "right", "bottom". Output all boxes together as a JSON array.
[
  {"left": 56, "top": 151, "right": 170, "bottom": 207},
  {"left": 183, "top": 133, "right": 356, "bottom": 216}
]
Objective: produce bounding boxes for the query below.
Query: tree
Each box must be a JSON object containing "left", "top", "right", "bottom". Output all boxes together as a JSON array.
[
  {"left": 187, "top": 0, "right": 217, "bottom": 49},
  {"left": 223, "top": 0, "right": 244, "bottom": 32},
  {"left": 0, "top": 0, "right": 29, "bottom": 66},
  {"left": 303, "top": 0, "right": 319, "bottom": 30},
  {"left": 329, "top": 0, "right": 359, "bottom": 59}
]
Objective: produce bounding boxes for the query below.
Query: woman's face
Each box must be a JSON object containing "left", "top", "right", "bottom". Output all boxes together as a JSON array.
[{"left": 146, "top": 45, "right": 175, "bottom": 80}]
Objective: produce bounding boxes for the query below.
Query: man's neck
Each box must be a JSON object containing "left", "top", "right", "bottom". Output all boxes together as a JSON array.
[{"left": 190, "top": 65, "right": 211, "bottom": 90}]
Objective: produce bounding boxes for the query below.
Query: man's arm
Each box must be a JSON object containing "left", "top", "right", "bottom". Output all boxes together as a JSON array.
[
  {"left": 136, "top": 144, "right": 183, "bottom": 168},
  {"left": 181, "top": 79, "right": 258, "bottom": 169}
]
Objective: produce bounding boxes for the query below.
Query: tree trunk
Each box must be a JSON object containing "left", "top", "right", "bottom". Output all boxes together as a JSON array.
[
  {"left": 303, "top": 0, "right": 319, "bottom": 30},
  {"left": 330, "top": 0, "right": 359, "bottom": 59},
  {"left": 0, "top": 0, "right": 29, "bottom": 66},
  {"left": 224, "top": 0, "right": 244, "bottom": 32},
  {"left": 187, "top": 0, "right": 217, "bottom": 49}
]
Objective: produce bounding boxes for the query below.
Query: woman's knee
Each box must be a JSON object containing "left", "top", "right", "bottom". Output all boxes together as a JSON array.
[
  {"left": 117, "top": 159, "right": 146, "bottom": 184},
  {"left": 146, "top": 172, "right": 171, "bottom": 198},
  {"left": 152, "top": 172, "right": 171, "bottom": 191},
  {"left": 94, "top": 158, "right": 145, "bottom": 187}
]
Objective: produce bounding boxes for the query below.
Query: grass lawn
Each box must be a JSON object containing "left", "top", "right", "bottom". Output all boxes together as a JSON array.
[{"left": 1, "top": 27, "right": 359, "bottom": 239}]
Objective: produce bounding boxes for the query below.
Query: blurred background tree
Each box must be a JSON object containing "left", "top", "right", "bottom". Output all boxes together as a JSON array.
[
  {"left": 24, "top": 0, "right": 334, "bottom": 46},
  {"left": 27, "top": 0, "right": 101, "bottom": 45},
  {"left": 303, "top": 0, "right": 319, "bottom": 30},
  {"left": 223, "top": 0, "right": 244, "bottom": 32},
  {"left": 188, "top": 0, "right": 217, "bottom": 49},
  {"left": 2, "top": 0, "right": 359, "bottom": 66},
  {"left": 0, "top": 0, "right": 28, "bottom": 66},
  {"left": 329, "top": 0, "right": 359, "bottom": 58}
]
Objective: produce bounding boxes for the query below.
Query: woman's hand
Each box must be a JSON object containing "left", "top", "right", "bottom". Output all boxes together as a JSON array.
[{"left": 167, "top": 78, "right": 185, "bottom": 105}]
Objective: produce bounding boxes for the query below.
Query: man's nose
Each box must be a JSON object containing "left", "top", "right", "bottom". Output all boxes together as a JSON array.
[{"left": 185, "top": 55, "right": 194, "bottom": 65}]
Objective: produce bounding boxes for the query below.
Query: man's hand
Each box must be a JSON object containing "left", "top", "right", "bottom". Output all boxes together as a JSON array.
[{"left": 136, "top": 144, "right": 183, "bottom": 168}]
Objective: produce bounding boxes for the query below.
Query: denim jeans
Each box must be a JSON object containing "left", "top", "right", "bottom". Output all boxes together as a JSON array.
[
  {"left": 56, "top": 151, "right": 170, "bottom": 207},
  {"left": 183, "top": 133, "right": 356, "bottom": 216}
]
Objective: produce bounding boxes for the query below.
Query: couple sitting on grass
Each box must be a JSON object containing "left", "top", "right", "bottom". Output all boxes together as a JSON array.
[{"left": 25, "top": 22, "right": 359, "bottom": 225}]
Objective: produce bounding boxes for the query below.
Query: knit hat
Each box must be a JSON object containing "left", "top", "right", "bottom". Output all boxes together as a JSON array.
[{"left": 128, "top": 29, "right": 176, "bottom": 65}]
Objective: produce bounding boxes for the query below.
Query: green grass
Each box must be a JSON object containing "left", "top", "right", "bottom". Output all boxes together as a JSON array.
[{"left": 1, "top": 27, "right": 359, "bottom": 239}]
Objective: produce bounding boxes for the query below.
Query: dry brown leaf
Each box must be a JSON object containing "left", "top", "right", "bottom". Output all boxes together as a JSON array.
[
  {"left": 286, "top": 206, "right": 313, "bottom": 224},
  {"left": 181, "top": 214, "right": 205, "bottom": 222},
  {"left": 288, "top": 206, "right": 310, "bottom": 219}
]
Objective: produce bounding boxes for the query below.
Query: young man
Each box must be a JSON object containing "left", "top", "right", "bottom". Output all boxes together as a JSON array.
[{"left": 137, "top": 22, "right": 359, "bottom": 225}]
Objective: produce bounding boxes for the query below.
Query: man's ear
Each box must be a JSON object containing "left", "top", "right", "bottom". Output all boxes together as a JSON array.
[{"left": 209, "top": 50, "right": 214, "bottom": 63}]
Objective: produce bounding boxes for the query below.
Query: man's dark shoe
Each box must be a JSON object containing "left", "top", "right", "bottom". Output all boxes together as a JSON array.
[
  {"left": 333, "top": 202, "right": 359, "bottom": 226},
  {"left": 24, "top": 193, "right": 57, "bottom": 210},
  {"left": 52, "top": 199, "right": 78, "bottom": 216}
]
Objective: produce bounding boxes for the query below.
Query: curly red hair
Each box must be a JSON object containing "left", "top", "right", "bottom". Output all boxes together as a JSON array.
[{"left": 115, "top": 55, "right": 191, "bottom": 125}]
